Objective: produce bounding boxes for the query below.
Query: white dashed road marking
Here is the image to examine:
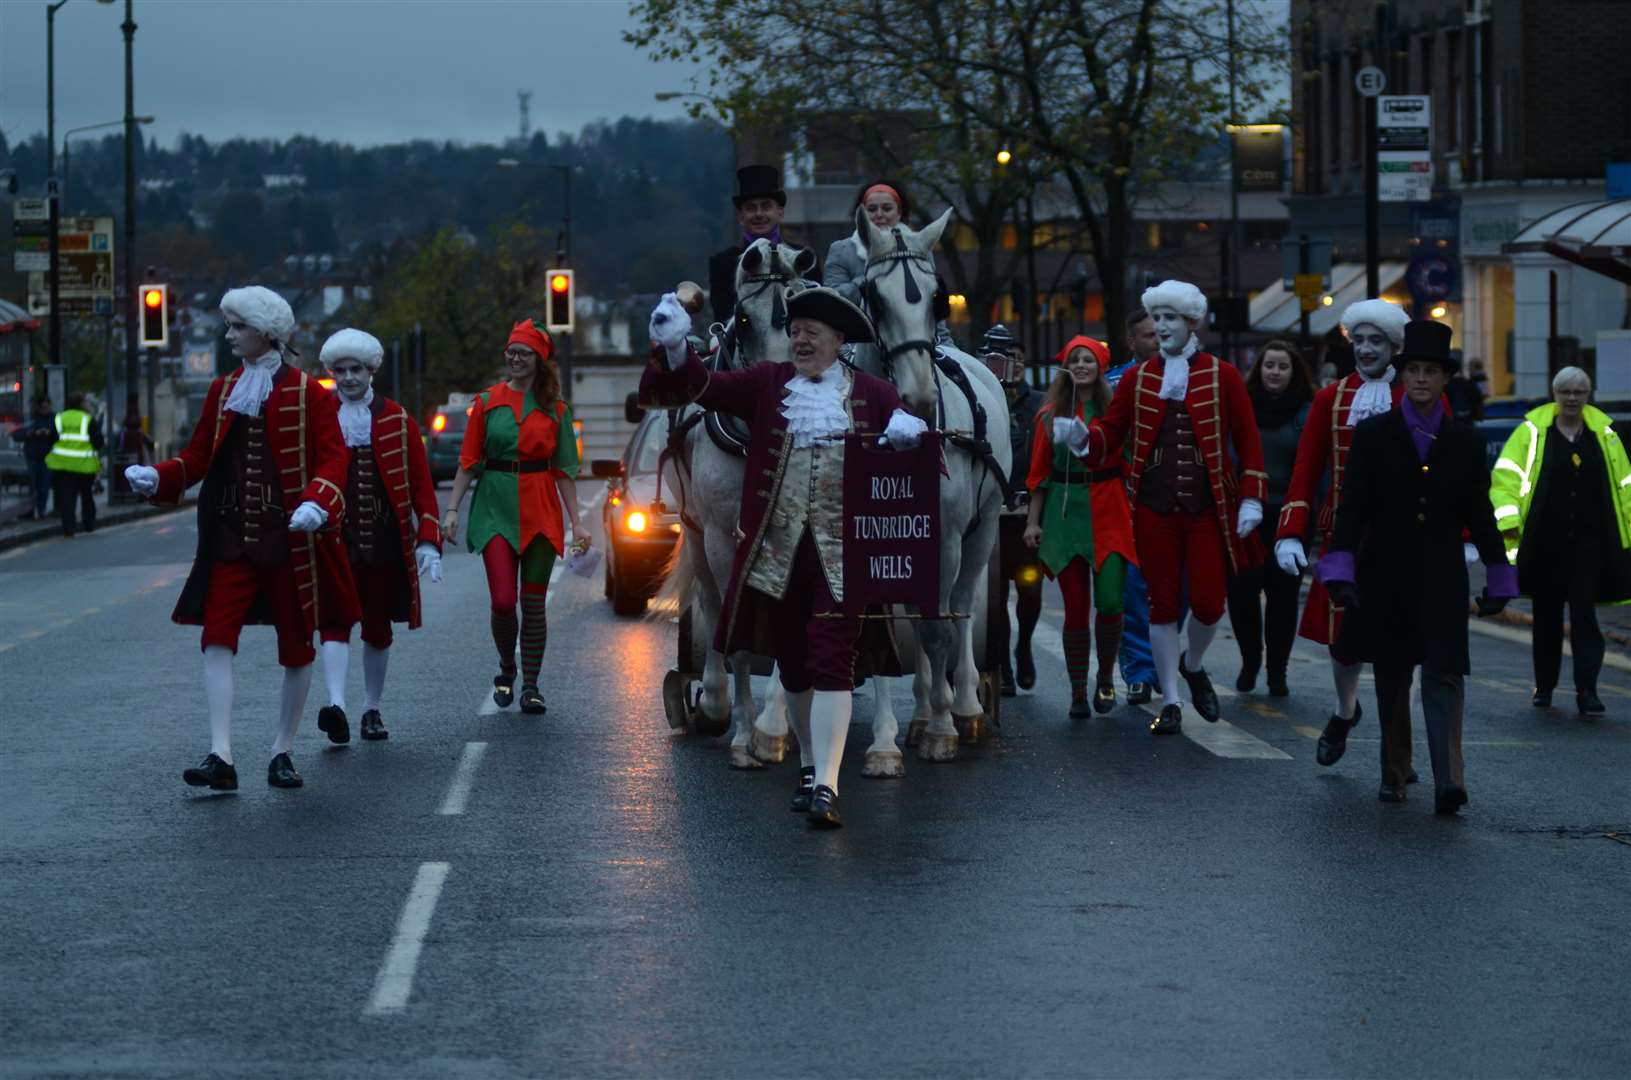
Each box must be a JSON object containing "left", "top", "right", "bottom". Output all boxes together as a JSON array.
[
  {"left": 364, "top": 861, "right": 450, "bottom": 1016},
  {"left": 436, "top": 742, "right": 488, "bottom": 816}
]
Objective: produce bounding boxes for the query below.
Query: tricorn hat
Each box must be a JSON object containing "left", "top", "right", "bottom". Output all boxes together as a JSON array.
[
  {"left": 785, "top": 286, "right": 874, "bottom": 343},
  {"left": 732, "top": 164, "right": 786, "bottom": 208},
  {"left": 1393, "top": 319, "right": 1457, "bottom": 374}
]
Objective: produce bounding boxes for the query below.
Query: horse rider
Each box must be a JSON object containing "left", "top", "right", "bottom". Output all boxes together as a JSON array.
[{"left": 707, "top": 165, "right": 822, "bottom": 327}]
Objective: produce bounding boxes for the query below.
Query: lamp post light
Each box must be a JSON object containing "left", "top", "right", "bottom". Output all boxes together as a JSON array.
[{"left": 62, "top": 116, "right": 152, "bottom": 210}]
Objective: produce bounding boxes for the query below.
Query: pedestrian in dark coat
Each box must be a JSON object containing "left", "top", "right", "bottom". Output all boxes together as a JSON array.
[
  {"left": 1317, "top": 320, "right": 1516, "bottom": 814},
  {"left": 13, "top": 397, "right": 56, "bottom": 519}
]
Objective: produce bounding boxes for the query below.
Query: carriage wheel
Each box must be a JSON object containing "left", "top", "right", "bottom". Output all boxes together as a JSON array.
[{"left": 661, "top": 670, "right": 691, "bottom": 731}]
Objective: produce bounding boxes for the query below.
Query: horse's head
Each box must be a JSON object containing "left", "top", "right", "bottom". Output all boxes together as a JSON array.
[
  {"left": 859, "top": 206, "right": 951, "bottom": 419},
  {"left": 733, "top": 238, "right": 816, "bottom": 366}
]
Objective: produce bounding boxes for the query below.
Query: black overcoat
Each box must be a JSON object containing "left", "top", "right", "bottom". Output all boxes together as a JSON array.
[{"left": 1330, "top": 408, "right": 1506, "bottom": 673}]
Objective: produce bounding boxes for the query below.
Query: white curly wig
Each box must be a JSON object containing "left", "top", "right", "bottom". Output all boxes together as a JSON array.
[
  {"left": 1340, "top": 299, "right": 1409, "bottom": 346},
  {"left": 1140, "top": 280, "right": 1208, "bottom": 321},
  {"left": 220, "top": 286, "right": 296, "bottom": 346},
  {"left": 320, "top": 328, "right": 385, "bottom": 371}
]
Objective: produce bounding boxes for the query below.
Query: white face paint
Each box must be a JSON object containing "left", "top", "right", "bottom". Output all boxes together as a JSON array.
[
  {"left": 223, "top": 310, "right": 272, "bottom": 360},
  {"left": 1349, "top": 323, "right": 1395, "bottom": 377},
  {"left": 1148, "top": 306, "right": 1193, "bottom": 356},
  {"left": 329, "top": 357, "right": 373, "bottom": 402}
]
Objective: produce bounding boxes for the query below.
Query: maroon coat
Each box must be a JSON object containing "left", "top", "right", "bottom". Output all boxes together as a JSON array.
[{"left": 639, "top": 348, "right": 902, "bottom": 655}]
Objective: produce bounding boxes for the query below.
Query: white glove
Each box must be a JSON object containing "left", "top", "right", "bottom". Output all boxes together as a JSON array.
[
  {"left": 881, "top": 408, "right": 928, "bottom": 450},
  {"left": 416, "top": 542, "right": 443, "bottom": 584},
  {"left": 1274, "top": 537, "right": 1307, "bottom": 575},
  {"left": 1463, "top": 541, "right": 1478, "bottom": 567},
  {"left": 649, "top": 292, "right": 692, "bottom": 369},
  {"left": 1236, "top": 497, "right": 1263, "bottom": 538},
  {"left": 1051, "top": 416, "right": 1090, "bottom": 456},
  {"left": 287, "top": 500, "right": 327, "bottom": 532},
  {"left": 125, "top": 464, "right": 159, "bottom": 496}
]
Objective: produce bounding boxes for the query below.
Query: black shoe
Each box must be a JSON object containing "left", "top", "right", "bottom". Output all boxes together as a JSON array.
[
  {"left": 1015, "top": 644, "right": 1036, "bottom": 691},
  {"left": 1406, "top": 768, "right": 1420, "bottom": 784},
  {"left": 1377, "top": 783, "right": 1406, "bottom": 804},
  {"left": 1126, "top": 681, "right": 1152, "bottom": 705},
  {"left": 519, "top": 684, "right": 547, "bottom": 715},
  {"left": 267, "top": 753, "right": 304, "bottom": 788},
  {"left": 1093, "top": 683, "right": 1116, "bottom": 715},
  {"left": 492, "top": 673, "right": 515, "bottom": 708},
  {"left": 360, "top": 709, "right": 388, "bottom": 741},
  {"left": 1069, "top": 696, "right": 1093, "bottom": 719},
  {"left": 1434, "top": 786, "right": 1469, "bottom": 816},
  {"left": 1149, "top": 704, "right": 1182, "bottom": 735},
  {"left": 1532, "top": 687, "right": 1553, "bottom": 708},
  {"left": 1315, "top": 703, "right": 1361, "bottom": 767},
  {"left": 1179, "top": 654, "right": 1220, "bottom": 722},
  {"left": 1267, "top": 673, "right": 1289, "bottom": 697},
  {"left": 806, "top": 784, "right": 842, "bottom": 828},
  {"left": 1577, "top": 689, "right": 1606, "bottom": 715},
  {"left": 790, "top": 767, "right": 816, "bottom": 813},
  {"left": 182, "top": 753, "right": 238, "bottom": 791},
  {"left": 317, "top": 705, "right": 350, "bottom": 745},
  {"left": 1000, "top": 664, "right": 1017, "bottom": 698},
  {"left": 1235, "top": 662, "right": 1260, "bottom": 693}
]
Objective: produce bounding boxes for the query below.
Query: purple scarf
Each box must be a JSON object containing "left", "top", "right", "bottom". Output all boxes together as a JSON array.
[
  {"left": 740, "top": 225, "right": 783, "bottom": 248},
  {"left": 1401, "top": 395, "right": 1445, "bottom": 462}
]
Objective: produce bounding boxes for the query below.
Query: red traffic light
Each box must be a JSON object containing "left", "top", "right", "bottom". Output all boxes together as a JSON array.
[
  {"left": 144, "top": 288, "right": 164, "bottom": 308},
  {"left": 550, "top": 273, "right": 570, "bottom": 294}
]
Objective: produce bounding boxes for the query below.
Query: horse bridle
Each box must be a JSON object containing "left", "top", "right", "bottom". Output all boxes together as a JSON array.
[
  {"left": 863, "top": 226, "right": 938, "bottom": 378},
  {"left": 732, "top": 244, "right": 796, "bottom": 345}
]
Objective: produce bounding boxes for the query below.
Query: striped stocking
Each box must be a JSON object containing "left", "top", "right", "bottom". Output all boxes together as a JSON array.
[
  {"left": 1061, "top": 628, "right": 1093, "bottom": 704},
  {"left": 1095, "top": 615, "right": 1123, "bottom": 690},
  {"left": 490, "top": 608, "right": 518, "bottom": 676},
  {"left": 520, "top": 585, "right": 549, "bottom": 686}
]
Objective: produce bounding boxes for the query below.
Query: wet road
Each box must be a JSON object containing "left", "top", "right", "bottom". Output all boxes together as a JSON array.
[{"left": 1, "top": 499, "right": 1627, "bottom": 1078}]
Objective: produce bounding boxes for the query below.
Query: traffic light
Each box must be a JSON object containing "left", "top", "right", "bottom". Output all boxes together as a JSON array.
[
  {"left": 140, "top": 283, "right": 169, "bottom": 348},
  {"left": 545, "top": 269, "right": 574, "bottom": 333}
]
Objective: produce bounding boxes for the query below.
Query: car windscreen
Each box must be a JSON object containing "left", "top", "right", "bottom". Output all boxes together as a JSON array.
[{"left": 631, "top": 414, "right": 669, "bottom": 476}]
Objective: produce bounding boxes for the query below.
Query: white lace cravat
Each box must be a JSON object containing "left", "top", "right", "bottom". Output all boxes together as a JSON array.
[
  {"left": 338, "top": 387, "right": 374, "bottom": 448},
  {"left": 1156, "top": 336, "right": 1200, "bottom": 402},
  {"left": 222, "top": 351, "right": 282, "bottom": 417},
  {"left": 781, "top": 370, "right": 849, "bottom": 449},
  {"left": 1348, "top": 367, "right": 1396, "bottom": 425}
]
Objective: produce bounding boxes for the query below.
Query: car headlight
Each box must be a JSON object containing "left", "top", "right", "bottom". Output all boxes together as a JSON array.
[{"left": 624, "top": 510, "right": 648, "bottom": 534}]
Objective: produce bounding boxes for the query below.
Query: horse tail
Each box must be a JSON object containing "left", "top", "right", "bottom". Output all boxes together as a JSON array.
[{"left": 646, "top": 528, "right": 694, "bottom": 620}]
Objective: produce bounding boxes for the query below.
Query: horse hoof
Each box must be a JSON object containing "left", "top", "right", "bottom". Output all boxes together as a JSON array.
[
  {"left": 728, "top": 745, "right": 766, "bottom": 770},
  {"left": 749, "top": 728, "right": 787, "bottom": 765},
  {"left": 916, "top": 732, "right": 960, "bottom": 762},
  {"left": 905, "top": 718, "right": 927, "bottom": 747},
  {"left": 953, "top": 712, "right": 985, "bottom": 745},
  {"left": 862, "top": 750, "right": 906, "bottom": 779}
]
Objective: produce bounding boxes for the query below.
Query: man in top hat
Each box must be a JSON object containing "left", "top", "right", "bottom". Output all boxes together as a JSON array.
[
  {"left": 124, "top": 286, "right": 360, "bottom": 791},
  {"left": 1316, "top": 320, "right": 1516, "bottom": 814},
  {"left": 707, "top": 164, "right": 822, "bottom": 326},
  {"left": 642, "top": 286, "right": 927, "bottom": 829},
  {"left": 314, "top": 329, "right": 444, "bottom": 744}
]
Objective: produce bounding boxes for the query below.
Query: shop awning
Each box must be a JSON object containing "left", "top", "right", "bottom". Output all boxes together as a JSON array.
[
  {"left": 0, "top": 297, "right": 40, "bottom": 335},
  {"left": 1249, "top": 261, "right": 1408, "bottom": 336},
  {"left": 1503, "top": 198, "right": 1631, "bottom": 284}
]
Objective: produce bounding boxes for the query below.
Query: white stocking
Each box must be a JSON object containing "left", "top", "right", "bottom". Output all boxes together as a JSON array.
[
  {"left": 809, "top": 690, "right": 852, "bottom": 793},
  {"left": 272, "top": 663, "right": 313, "bottom": 756},
  {"left": 363, "top": 645, "right": 390, "bottom": 711},
  {"left": 1332, "top": 657, "right": 1362, "bottom": 720},
  {"left": 1150, "top": 622, "right": 1183, "bottom": 708},
  {"left": 788, "top": 688, "right": 814, "bottom": 770},
  {"left": 321, "top": 640, "right": 349, "bottom": 710},
  {"left": 1184, "top": 617, "right": 1220, "bottom": 673},
  {"left": 203, "top": 645, "right": 234, "bottom": 764}
]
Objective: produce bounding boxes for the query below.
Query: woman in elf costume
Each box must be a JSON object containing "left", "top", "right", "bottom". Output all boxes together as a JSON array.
[
  {"left": 442, "top": 319, "right": 588, "bottom": 715},
  {"left": 1024, "top": 336, "right": 1138, "bottom": 717}
]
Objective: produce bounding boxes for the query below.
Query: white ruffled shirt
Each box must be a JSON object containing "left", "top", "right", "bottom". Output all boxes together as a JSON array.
[
  {"left": 1156, "top": 336, "right": 1200, "bottom": 402},
  {"left": 781, "top": 370, "right": 849, "bottom": 449},
  {"left": 222, "top": 351, "right": 282, "bottom": 417},
  {"left": 1348, "top": 366, "right": 1396, "bottom": 425},
  {"left": 338, "top": 387, "right": 375, "bottom": 448}
]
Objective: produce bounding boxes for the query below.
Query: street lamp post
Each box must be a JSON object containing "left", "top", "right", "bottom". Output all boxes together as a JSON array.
[{"left": 62, "top": 116, "right": 151, "bottom": 210}]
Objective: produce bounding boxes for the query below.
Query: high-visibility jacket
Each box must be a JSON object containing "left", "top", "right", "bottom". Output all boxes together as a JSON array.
[
  {"left": 44, "top": 409, "right": 100, "bottom": 475},
  {"left": 1490, "top": 402, "right": 1631, "bottom": 562}
]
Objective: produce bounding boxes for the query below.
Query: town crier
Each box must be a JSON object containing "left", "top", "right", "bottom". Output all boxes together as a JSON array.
[
  {"left": 314, "top": 329, "right": 443, "bottom": 745},
  {"left": 641, "top": 286, "right": 926, "bottom": 829},
  {"left": 124, "top": 286, "right": 359, "bottom": 791},
  {"left": 1075, "top": 280, "right": 1267, "bottom": 735},
  {"left": 1274, "top": 298, "right": 1413, "bottom": 769}
]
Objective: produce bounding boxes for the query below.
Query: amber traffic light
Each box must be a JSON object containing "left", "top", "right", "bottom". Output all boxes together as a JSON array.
[
  {"left": 139, "top": 283, "right": 169, "bottom": 348},
  {"left": 545, "top": 269, "right": 574, "bottom": 333}
]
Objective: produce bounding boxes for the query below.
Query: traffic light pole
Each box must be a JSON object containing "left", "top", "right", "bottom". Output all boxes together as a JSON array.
[
  {"left": 1365, "top": 93, "right": 1380, "bottom": 298},
  {"left": 121, "top": 0, "right": 141, "bottom": 444},
  {"left": 47, "top": 1, "right": 65, "bottom": 370}
]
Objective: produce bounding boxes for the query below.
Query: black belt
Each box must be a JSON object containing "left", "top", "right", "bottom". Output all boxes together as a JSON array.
[
  {"left": 1051, "top": 467, "right": 1120, "bottom": 485},
  {"left": 484, "top": 459, "right": 553, "bottom": 474}
]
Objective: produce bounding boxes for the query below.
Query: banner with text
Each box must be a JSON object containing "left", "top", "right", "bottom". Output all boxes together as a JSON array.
[{"left": 842, "top": 432, "right": 941, "bottom": 616}]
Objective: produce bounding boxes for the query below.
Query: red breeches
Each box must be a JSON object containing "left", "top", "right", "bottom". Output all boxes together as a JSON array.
[
  {"left": 319, "top": 561, "right": 397, "bottom": 649},
  {"left": 774, "top": 535, "right": 861, "bottom": 694},
  {"left": 1133, "top": 505, "right": 1228, "bottom": 625},
  {"left": 201, "top": 558, "right": 314, "bottom": 668}
]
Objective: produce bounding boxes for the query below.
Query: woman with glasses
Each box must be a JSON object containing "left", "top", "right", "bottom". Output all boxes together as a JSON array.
[{"left": 442, "top": 319, "right": 588, "bottom": 715}]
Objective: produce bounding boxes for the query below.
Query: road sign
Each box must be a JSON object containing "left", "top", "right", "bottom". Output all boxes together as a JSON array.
[
  {"left": 1280, "top": 235, "right": 1332, "bottom": 290},
  {"left": 1293, "top": 273, "right": 1325, "bottom": 314},
  {"left": 26, "top": 216, "right": 115, "bottom": 316},
  {"left": 11, "top": 199, "right": 50, "bottom": 271},
  {"left": 1354, "top": 66, "right": 1386, "bottom": 97},
  {"left": 1377, "top": 95, "right": 1433, "bottom": 203},
  {"left": 13, "top": 198, "right": 49, "bottom": 222}
]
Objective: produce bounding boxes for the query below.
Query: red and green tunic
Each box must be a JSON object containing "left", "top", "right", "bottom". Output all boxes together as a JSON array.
[
  {"left": 458, "top": 382, "right": 580, "bottom": 556},
  {"left": 1027, "top": 400, "right": 1138, "bottom": 579}
]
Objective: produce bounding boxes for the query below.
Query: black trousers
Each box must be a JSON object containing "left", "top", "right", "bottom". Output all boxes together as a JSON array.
[
  {"left": 51, "top": 471, "right": 96, "bottom": 536},
  {"left": 1529, "top": 540, "right": 1605, "bottom": 693},
  {"left": 993, "top": 513, "right": 1043, "bottom": 670},
  {"left": 1374, "top": 663, "right": 1464, "bottom": 792},
  {"left": 1226, "top": 559, "right": 1301, "bottom": 678}
]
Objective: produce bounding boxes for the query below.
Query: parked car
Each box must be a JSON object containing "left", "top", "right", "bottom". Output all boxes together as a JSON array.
[
  {"left": 426, "top": 400, "right": 471, "bottom": 483},
  {"left": 591, "top": 408, "right": 680, "bottom": 615}
]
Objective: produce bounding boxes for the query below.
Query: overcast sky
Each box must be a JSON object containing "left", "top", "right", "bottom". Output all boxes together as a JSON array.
[{"left": 0, "top": 0, "right": 700, "bottom": 150}]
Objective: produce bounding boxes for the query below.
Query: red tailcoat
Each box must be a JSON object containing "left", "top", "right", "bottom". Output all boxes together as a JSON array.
[
  {"left": 1275, "top": 373, "right": 1410, "bottom": 646},
  {"left": 154, "top": 363, "right": 359, "bottom": 636},
  {"left": 1085, "top": 350, "right": 1267, "bottom": 573},
  {"left": 353, "top": 395, "right": 442, "bottom": 630}
]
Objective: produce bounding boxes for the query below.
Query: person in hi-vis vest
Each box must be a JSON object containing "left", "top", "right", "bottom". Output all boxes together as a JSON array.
[{"left": 44, "top": 392, "right": 103, "bottom": 537}]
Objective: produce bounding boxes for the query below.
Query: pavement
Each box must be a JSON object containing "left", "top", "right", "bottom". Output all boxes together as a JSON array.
[
  {"left": 0, "top": 486, "right": 1626, "bottom": 1078},
  {"left": 0, "top": 485, "right": 193, "bottom": 554}
]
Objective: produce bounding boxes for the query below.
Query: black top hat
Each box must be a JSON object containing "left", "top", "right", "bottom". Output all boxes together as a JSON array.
[
  {"left": 732, "top": 164, "right": 786, "bottom": 208},
  {"left": 1392, "top": 319, "right": 1457, "bottom": 374},
  {"left": 785, "top": 287, "right": 875, "bottom": 343},
  {"left": 982, "top": 323, "right": 1017, "bottom": 350}
]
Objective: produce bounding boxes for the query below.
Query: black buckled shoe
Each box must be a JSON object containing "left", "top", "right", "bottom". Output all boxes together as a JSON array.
[
  {"left": 360, "top": 709, "right": 388, "bottom": 741},
  {"left": 1434, "top": 786, "right": 1468, "bottom": 816},
  {"left": 1377, "top": 782, "right": 1407, "bottom": 804},
  {"left": 267, "top": 753, "right": 304, "bottom": 788},
  {"left": 182, "top": 753, "right": 238, "bottom": 791},
  {"left": 1149, "top": 704, "right": 1182, "bottom": 735},
  {"left": 806, "top": 784, "right": 842, "bottom": 828},
  {"left": 1267, "top": 673, "right": 1290, "bottom": 697},
  {"left": 1577, "top": 689, "right": 1606, "bottom": 715},
  {"left": 1532, "top": 687, "right": 1553, "bottom": 708},
  {"left": 1235, "top": 662, "right": 1260, "bottom": 693},
  {"left": 519, "top": 684, "right": 547, "bottom": 715},
  {"left": 1069, "top": 696, "right": 1093, "bottom": 719},
  {"left": 1093, "top": 683, "right": 1116, "bottom": 715},
  {"left": 317, "top": 705, "right": 350, "bottom": 745},
  {"left": 492, "top": 673, "right": 515, "bottom": 708},
  {"left": 1316, "top": 703, "right": 1362, "bottom": 767},
  {"left": 1015, "top": 644, "right": 1036, "bottom": 691},
  {"left": 790, "top": 767, "right": 816, "bottom": 813},
  {"left": 1126, "top": 681, "right": 1152, "bottom": 705},
  {"left": 1179, "top": 655, "right": 1220, "bottom": 722}
]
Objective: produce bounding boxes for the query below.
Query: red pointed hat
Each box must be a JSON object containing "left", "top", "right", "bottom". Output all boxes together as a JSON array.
[
  {"left": 1055, "top": 334, "right": 1110, "bottom": 367},
  {"left": 508, "top": 319, "right": 555, "bottom": 362}
]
